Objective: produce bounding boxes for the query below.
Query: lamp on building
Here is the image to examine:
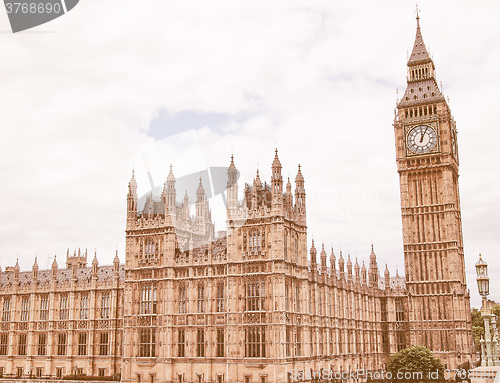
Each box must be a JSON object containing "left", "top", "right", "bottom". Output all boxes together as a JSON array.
[
  {"left": 475, "top": 254, "right": 499, "bottom": 367},
  {"left": 475, "top": 254, "right": 489, "bottom": 305}
]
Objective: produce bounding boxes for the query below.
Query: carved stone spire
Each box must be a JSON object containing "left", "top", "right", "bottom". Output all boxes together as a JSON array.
[
  {"left": 227, "top": 155, "right": 239, "bottom": 212},
  {"left": 310, "top": 239, "right": 317, "bottom": 266},
  {"left": 408, "top": 13, "right": 431, "bottom": 66},
  {"left": 114, "top": 250, "right": 120, "bottom": 275},
  {"left": 271, "top": 149, "right": 283, "bottom": 204},
  {"left": 330, "top": 247, "right": 336, "bottom": 273},
  {"left": 92, "top": 252, "right": 98, "bottom": 279},
  {"left": 398, "top": 14, "right": 444, "bottom": 107},
  {"left": 51, "top": 255, "right": 58, "bottom": 279},
  {"left": 385, "top": 264, "right": 391, "bottom": 290},
  {"left": 320, "top": 243, "right": 327, "bottom": 270},
  {"left": 32, "top": 257, "right": 38, "bottom": 280}
]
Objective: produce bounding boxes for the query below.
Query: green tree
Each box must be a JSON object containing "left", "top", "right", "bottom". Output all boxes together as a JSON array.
[{"left": 387, "top": 346, "right": 445, "bottom": 383}]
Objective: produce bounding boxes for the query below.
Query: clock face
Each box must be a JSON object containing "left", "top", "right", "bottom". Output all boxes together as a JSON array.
[{"left": 407, "top": 125, "right": 438, "bottom": 154}]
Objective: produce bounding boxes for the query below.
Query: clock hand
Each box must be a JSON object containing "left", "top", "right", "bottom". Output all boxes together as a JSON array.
[{"left": 420, "top": 127, "right": 429, "bottom": 143}]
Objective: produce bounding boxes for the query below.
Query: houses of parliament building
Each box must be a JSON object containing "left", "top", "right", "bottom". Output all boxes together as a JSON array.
[{"left": 0, "top": 14, "right": 474, "bottom": 383}]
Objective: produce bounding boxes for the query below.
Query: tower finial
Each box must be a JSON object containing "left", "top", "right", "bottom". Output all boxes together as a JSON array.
[{"left": 415, "top": 3, "right": 420, "bottom": 26}]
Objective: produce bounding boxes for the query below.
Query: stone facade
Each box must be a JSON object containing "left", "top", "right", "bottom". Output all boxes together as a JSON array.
[
  {"left": 121, "top": 153, "right": 407, "bottom": 383},
  {"left": 0, "top": 15, "right": 474, "bottom": 383},
  {"left": 393, "top": 14, "right": 474, "bottom": 364},
  {"left": 0, "top": 251, "right": 123, "bottom": 379}
]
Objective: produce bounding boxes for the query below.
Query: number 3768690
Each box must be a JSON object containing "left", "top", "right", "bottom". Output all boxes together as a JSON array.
[{"left": 5, "top": 2, "right": 62, "bottom": 14}]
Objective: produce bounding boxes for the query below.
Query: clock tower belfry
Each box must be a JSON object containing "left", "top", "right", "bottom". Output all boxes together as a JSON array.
[{"left": 394, "top": 14, "right": 473, "bottom": 365}]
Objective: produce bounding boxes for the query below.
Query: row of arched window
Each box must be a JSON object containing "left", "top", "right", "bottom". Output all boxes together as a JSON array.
[{"left": 405, "top": 104, "right": 437, "bottom": 118}]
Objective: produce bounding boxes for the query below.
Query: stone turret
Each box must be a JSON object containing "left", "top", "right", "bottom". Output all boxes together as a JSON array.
[
  {"left": 320, "top": 243, "right": 327, "bottom": 273},
  {"left": 361, "top": 262, "right": 367, "bottom": 285},
  {"left": 354, "top": 258, "right": 360, "bottom": 283},
  {"left": 385, "top": 264, "right": 390, "bottom": 290},
  {"left": 330, "top": 248, "right": 336, "bottom": 275},
  {"left": 339, "top": 251, "right": 345, "bottom": 278},
  {"left": 66, "top": 248, "right": 87, "bottom": 269},
  {"left": 14, "top": 259, "right": 19, "bottom": 281},
  {"left": 285, "top": 178, "right": 293, "bottom": 209},
  {"left": 51, "top": 256, "right": 58, "bottom": 279},
  {"left": 227, "top": 155, "right": 238, "bottom": 212},
  {"left": 310, "top": 240, "right": 317, "bottom": 267},
  {"left": 346, "top": 254, "right": 353, "bottom": 282},
  {"left": 127, "top": 170, "right": 138, "bottom": 227},
  {"left": 294, "top": 165, "right": 306, "bottom": 223},
  {"left": 114, "top": 250, "right": 120, "bottom": 276},
  {"left": 196, "top": 178, "right": 206, "bottom": 234},
  {"left": 368, "top": 245, "right": 379, "bottom": 288},
  {"left": 166, "top": 164, "right": 176, "bottom": 210},
  {"left": 271, "top": 149, "right": 283, "bottom": 209},
  {"left": 92, "top": 253, "right": 98, "bottom": 279},
  {"left": 32, "top": 257, "right": 38, "bottom": 280}
]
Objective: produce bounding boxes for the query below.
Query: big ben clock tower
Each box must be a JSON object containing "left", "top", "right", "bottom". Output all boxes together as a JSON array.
[{"left": 394, "top": 13, "right": 473, "bottom": 366}]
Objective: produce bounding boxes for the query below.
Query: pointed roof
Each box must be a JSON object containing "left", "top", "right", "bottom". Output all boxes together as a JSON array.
[
  {"left": 197, "top": 177, "right": 205, "bottom": 194},
  {"left": 167, "top": 164, "right": 175, "bottom": 182},
  {"left": 408, "top": 15, "right": 432, "bottom": 66},
  {"left": 129, "top": 169, "right": 137, "bottom": 188},
  {"left": 228, "top": 154, "right": 237, "bottom": 171},
  {"left": 254, "top": 169, "right": 262, "bottom": 188},
  {"left": 295, "top": 164, "right": 304, "bottom": 183},
  {"left": 320, "top": 243, "right": 327, "bottom": 265},
  {"left": 475, "top": 253, "right": 487, "bottom": 268},
  {"left": 272, "top": 148, "right": 281, "bottom": 169},
  {"left": 310, "top": 239, "right": 317, "bottom": 264},
  {"left": 398, "top": 14, "right": 445, "bottom": 108},
  {"left": 330, "top": 247, "right": 336, "bottom": 269}
]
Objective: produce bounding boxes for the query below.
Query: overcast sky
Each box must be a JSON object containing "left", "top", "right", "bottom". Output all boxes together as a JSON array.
[{"left": 0, "top": 0, "right": 498, "bottom": 308}]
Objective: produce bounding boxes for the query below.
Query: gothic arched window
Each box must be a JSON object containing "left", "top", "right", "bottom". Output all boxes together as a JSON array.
[
  {"left": 179, "top": 284, "right": 187, "bottom": 314},
  {"left": 284, "top": 231, "right": 288, "bottom": 260},
  {"left": 245, "top": 280, "right": 265, "bottom": 311},
  {"left": 145, "top": 239, "right": 156, "bottom": 259},
  {"left": 294, "top": 235, "right": 299, "bottom": 263},
  {"left": 249, "top": 230, "right": 261, "bottom": 253}
]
